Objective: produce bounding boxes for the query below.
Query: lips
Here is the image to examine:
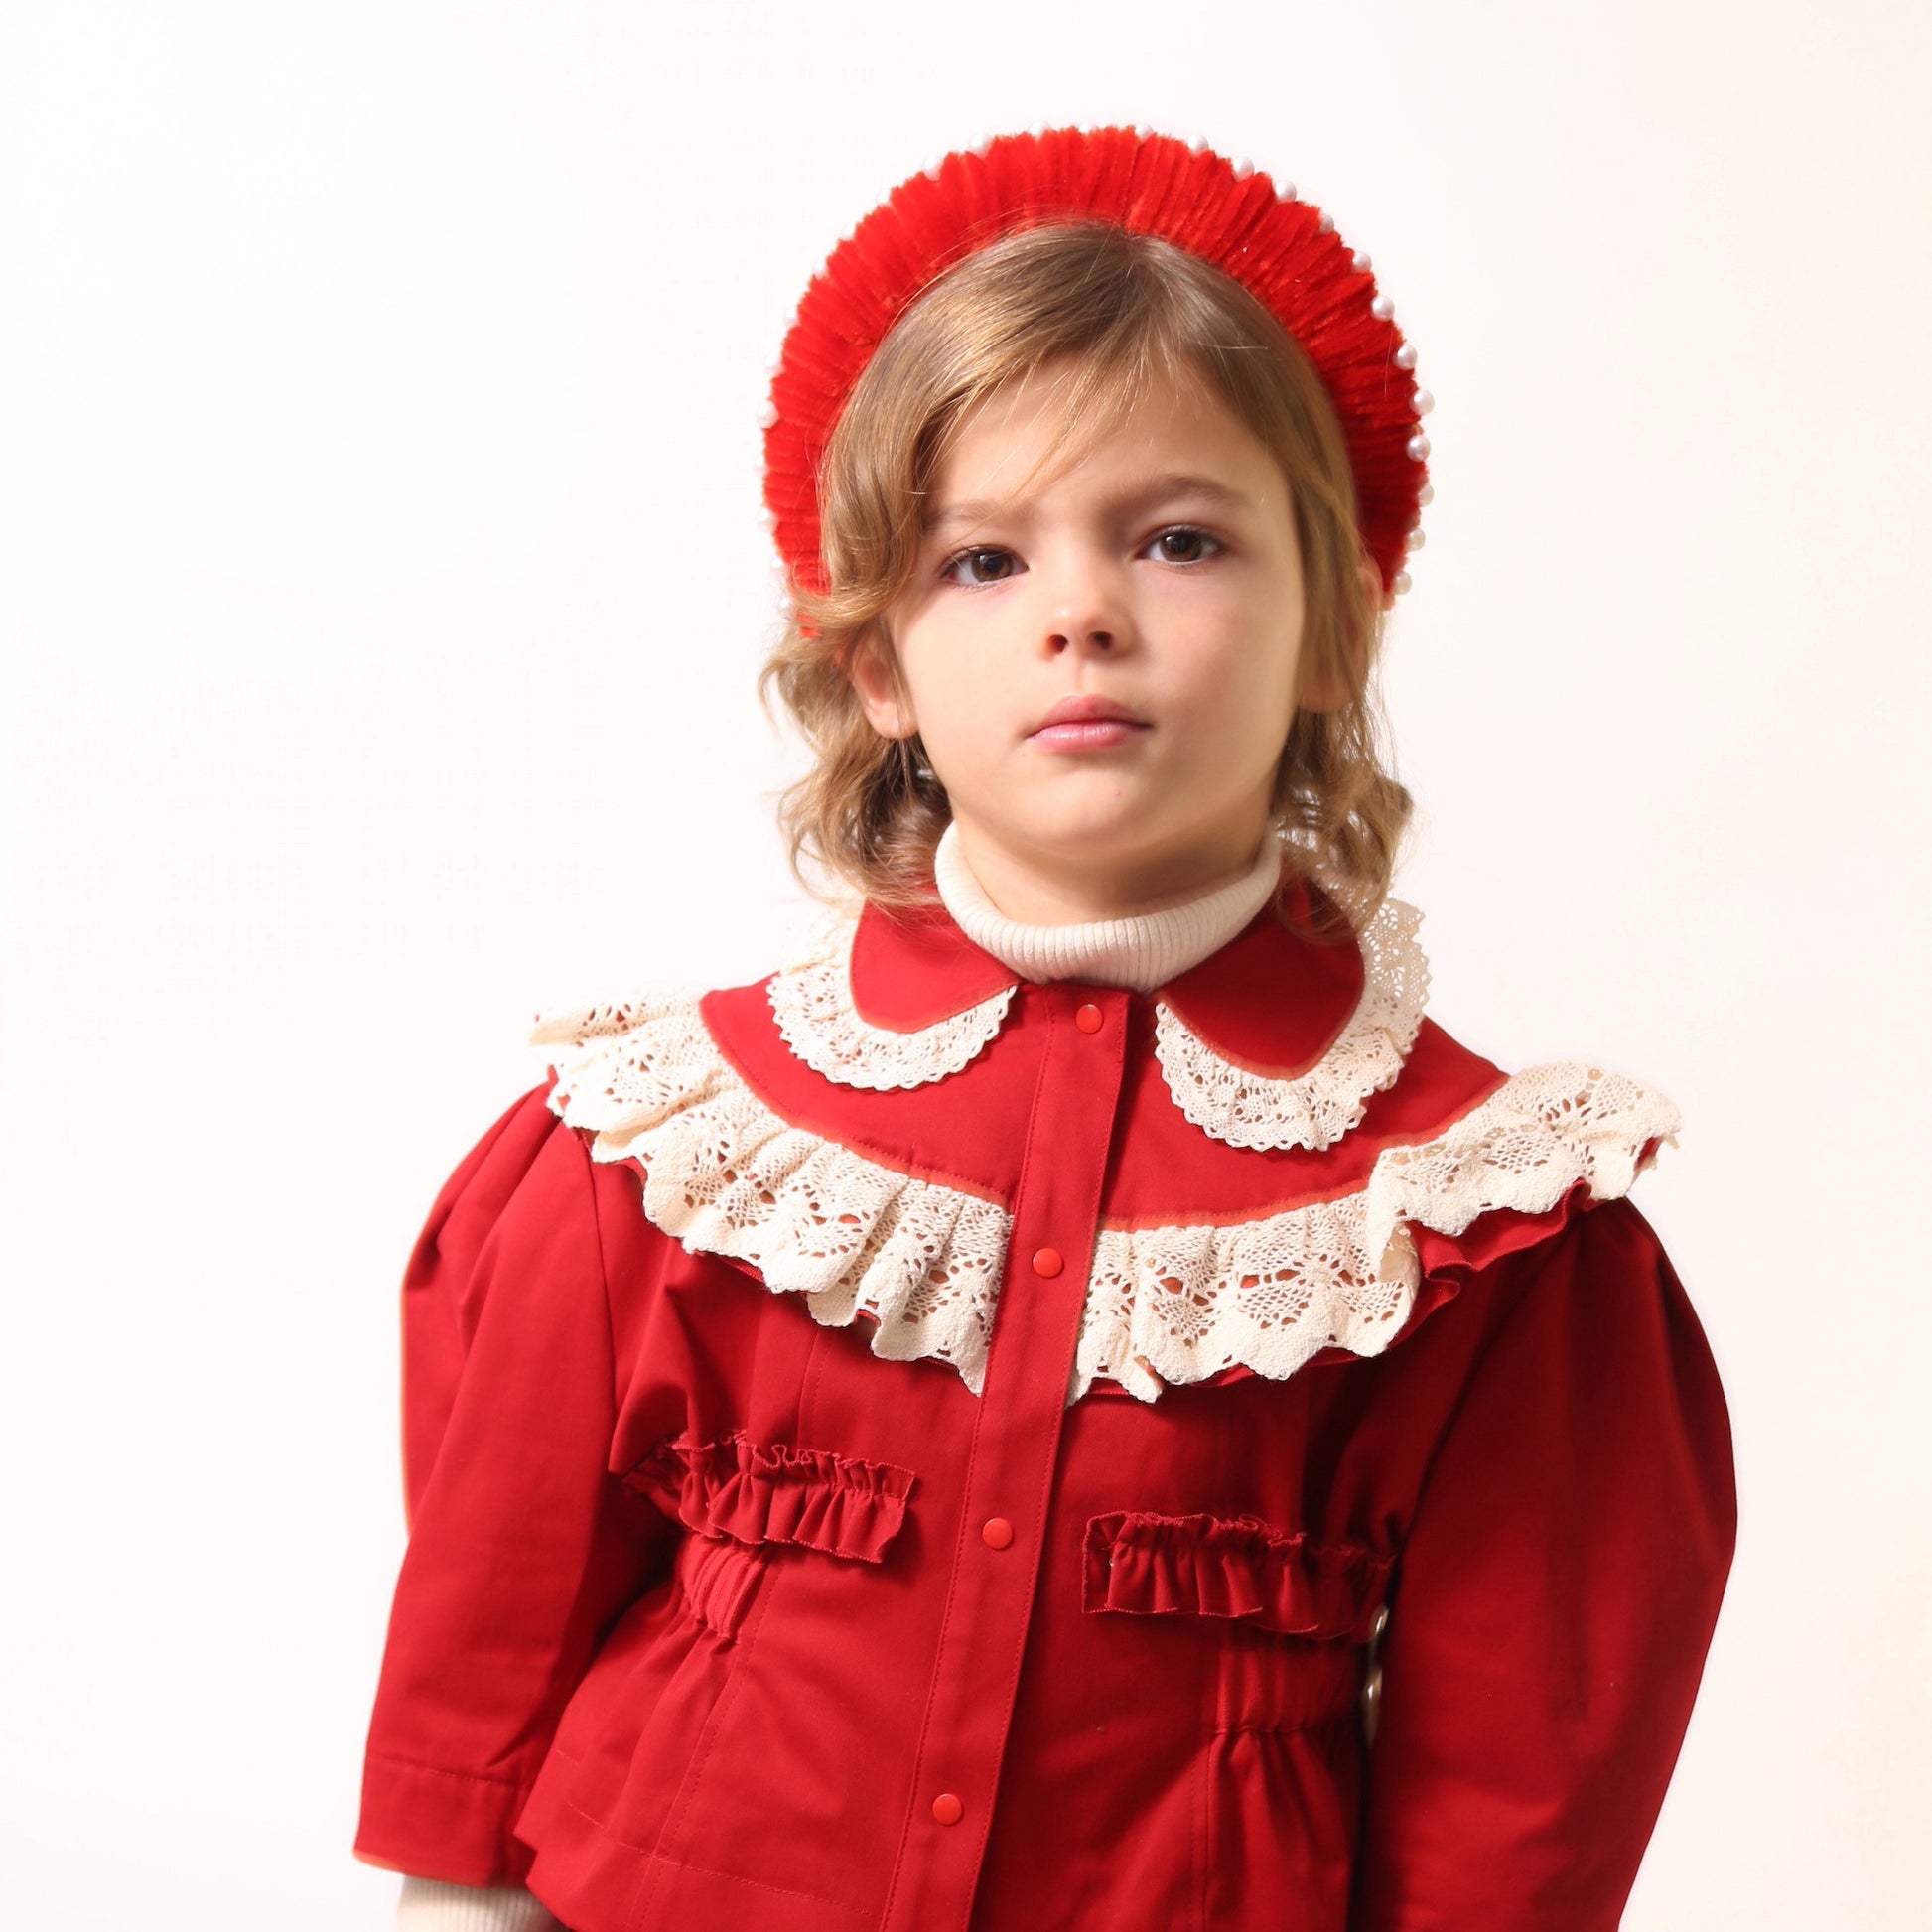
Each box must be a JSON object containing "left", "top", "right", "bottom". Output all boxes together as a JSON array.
[
  {"left": 1027, "top": 693, "right": 1151, "bottom": 753},
  {"left": 1029, "top": 694, "right": 1147, "bottom": 735}
]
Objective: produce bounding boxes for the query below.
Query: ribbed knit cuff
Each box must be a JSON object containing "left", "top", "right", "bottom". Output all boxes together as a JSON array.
[
  {"left": 396, "top": 1878, "right": 562, "bottom": 1932},
  {"left": 932, "top": 821, "right": 1282, "bottom": 993}
]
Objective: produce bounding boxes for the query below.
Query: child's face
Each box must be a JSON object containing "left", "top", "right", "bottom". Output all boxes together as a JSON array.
[{"left": 854, "top": 357, "right": 1316, "bottom": 900}]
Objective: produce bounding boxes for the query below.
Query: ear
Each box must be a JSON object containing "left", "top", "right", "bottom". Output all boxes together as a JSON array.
[{"left": 846, "top": 626, "right": 919, "bottom": 740}]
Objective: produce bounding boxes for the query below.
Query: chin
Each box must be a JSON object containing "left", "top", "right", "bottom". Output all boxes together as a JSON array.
[
  {"left": 1008, "top": 808, "right": 1168, "bottom": 862},
  {"left": 955, "top": 774, "right": 1187, "bottom": 862}
]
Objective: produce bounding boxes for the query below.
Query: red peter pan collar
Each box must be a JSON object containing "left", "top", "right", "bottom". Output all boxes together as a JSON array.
[
  {"left": 775, "top": 870, "right": 1428, "bottom": 1155},
  {"left": 846, "top": 872, "right": 1363, "bottom": 1057}
]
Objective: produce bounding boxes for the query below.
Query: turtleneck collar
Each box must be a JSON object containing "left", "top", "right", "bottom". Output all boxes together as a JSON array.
[{"left": 930, "top": 820, "right": 1285, "bottom": 996}]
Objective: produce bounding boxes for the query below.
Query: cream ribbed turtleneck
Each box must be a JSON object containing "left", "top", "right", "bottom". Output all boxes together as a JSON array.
[{"left": 931, "top": 821, "right": 1283, "bottom": 995}]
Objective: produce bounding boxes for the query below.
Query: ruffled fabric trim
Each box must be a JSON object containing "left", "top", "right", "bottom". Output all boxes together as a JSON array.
[
  {"left": 1082, "top": 1511, "right": 1391, "bottom": 1640},
  {"left": 626, "top": 1429, "right": 916, "bottom": 1564},
  {"left": 675, "top": 1533, "right": 767, "bottom": 1640},
  {"left": 1152, "top": 896, "right": 1431, "bottom": 1151},
  {"left": 530, "top": 991, "right": 1014, "bottom": 1394},
  {"left": 532, "top": 996, "right": 1677, "bottom": 1408},
  {"left": 1075, "top": 1061, "right": 1682, "bottom": 1403},
  {"left": 766, "top": 908, "right": 1014, "bottom": 1090}
]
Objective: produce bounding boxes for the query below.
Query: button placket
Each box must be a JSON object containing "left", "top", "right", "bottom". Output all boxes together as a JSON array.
[{"left": 879, "top": 988, "right": 1130, "bottom": 1931}]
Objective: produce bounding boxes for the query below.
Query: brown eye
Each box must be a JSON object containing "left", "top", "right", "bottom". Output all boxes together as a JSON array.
[
  {"left": 1147, "top": 527, "right": 1218, "bottom": 564},
  {"left": 944, "top": 547, "right": 1018, "bottom": 585}
]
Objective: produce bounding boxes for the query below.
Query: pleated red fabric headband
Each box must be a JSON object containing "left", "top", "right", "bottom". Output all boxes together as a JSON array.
[{"left": 762, "top": 125, "right": 1434, "bottom": 606}]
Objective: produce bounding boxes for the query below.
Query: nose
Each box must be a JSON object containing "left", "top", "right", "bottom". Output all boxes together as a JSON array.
[
  {"left": 1048, "top": 622, "right": 1115, "bottom": 651},
  {"left": 1040, "top": 550, "right": 1130, "bottom": 655}
]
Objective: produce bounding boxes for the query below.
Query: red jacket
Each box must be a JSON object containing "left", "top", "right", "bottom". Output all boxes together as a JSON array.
[{"left": 355, "top": 879, "right": 1736, "bottom": 1931}]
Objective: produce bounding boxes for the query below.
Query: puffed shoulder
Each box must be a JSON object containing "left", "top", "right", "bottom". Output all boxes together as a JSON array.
[
  {"left": 1401, "top": 1074, "right": 1680, "bottom": 1306},
  {"left": 396, "top": 1080, "right": 636, "bottom": 1521},
  {"left": 1426, "top": 1185, "right": 1715, "bottom": 1361},
  {"left": 404, "top": 1075, "right": 684, "bottom": 1328},
  {"left": 409, "top": 1082, "right": 581, "bottom": 1269}
]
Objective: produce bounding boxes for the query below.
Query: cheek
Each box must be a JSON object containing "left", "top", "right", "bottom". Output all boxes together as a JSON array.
[
  {"left": 896, "top": 622, "right": 999, "bottom": 761},
  {"left": 1171, "top": 593, "right": 1302, "bottom": 721}
]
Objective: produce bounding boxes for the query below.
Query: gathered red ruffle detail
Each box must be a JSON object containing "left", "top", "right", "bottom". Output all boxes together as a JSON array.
[
  {"left": 1408, "top": 1161, "right": 1671, "bottom": 1287},
  {"left": 624, "top": 1429, "right": 916, "bottom": 1564},
  {"left": 1082, "top": 1510, "right": 1391, "bottom": 1641}
]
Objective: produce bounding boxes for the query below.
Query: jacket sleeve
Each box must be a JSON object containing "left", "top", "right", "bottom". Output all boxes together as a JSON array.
[
  {"left": 354, "top": 1085, "right": 678, "bottom": 1885},
  {"left": 1352, "top": 1195, "right": 1737, "bottom": 1931}
]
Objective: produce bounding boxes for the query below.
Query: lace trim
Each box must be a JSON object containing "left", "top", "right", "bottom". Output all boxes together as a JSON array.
[
  {"left": 766, "top": 908, "right": 1016, "bottom": 1090},
  {"left": 531, "top": 991, "right": 1014, "bottom": 1394},
  {"left": 1152, "top": 896, "right": 1431, "bottom": 1151},
  {"left": 1075, "top": 1061, "right": 1681, "bottom": 1403},
  {"left": 531, "top": 998, "right": 1676, "bottom": 1407},
  {"left": 762, "top": 892, "right": 1427, "bottom": 1146}
]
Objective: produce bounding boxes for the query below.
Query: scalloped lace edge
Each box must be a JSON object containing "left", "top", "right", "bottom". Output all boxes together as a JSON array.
[
  {"left": 1077, "top": 1060, "right": 1681, "bottom": 1402},
  {"left": 531, "top": 988, "right": 1014, "bottom": 1394},
  {"left": 1151, "top": 896, "right": 1431, "bottom": 1152},
  {"left": 531, "top": 997, "right": 1678, "bottom": 1407},
  {"left": 765, "top": 908, "right": 1015, "bottom": 1090}
]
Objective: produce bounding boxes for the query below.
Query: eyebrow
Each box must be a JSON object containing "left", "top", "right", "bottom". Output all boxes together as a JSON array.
[{"left": 922, "top": 472, "right": 1256, "bottom": 536}]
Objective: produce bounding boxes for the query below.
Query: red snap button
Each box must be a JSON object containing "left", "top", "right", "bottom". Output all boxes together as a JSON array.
[
  {"left": 932, "top": 1791, "right": 964, "bottom": 1825},
  {"left": 1075, "top": 1002, "right": 1103, "bottom": 1034},
  {"left": 1032, "top": 1246, "right": 1063, "bottom": 1277},
  {"left": 981, "top": 1517, "right": 1014, "bottom": 1549}
]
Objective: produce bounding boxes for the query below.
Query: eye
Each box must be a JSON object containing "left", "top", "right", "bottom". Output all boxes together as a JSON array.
[
  {"left": 940, "top": 546, "right": 1021, "bottom": 587},
  {"left": 1142, "top": 525, "right": 1223, "bottom": 564}
]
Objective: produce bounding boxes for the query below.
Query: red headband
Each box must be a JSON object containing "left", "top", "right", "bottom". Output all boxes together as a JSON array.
[{"left": 762, "top": 125, "right": 1433, "bottom": 606}]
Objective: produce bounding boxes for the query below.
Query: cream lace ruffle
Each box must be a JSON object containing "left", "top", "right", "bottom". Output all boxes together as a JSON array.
[
  {"left": 531, "top": 997, "right": 1678, "bottom": 1406},
  {"left": 531, "top": 991, "right": 1013, "bottom": 1393},
  {"left": 1076, "top": 1062, "right": 1681, "bottom": 1402},
  {"left": 766, "top": 909, "right": 1015, "bottom": 1090},
  {"left": 1151, "top": 897, "right": 1431, "bottom": 1152}
]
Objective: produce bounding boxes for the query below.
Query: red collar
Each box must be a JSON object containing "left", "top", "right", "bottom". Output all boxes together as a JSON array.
[{"left": 846, "top": 873, "right": 1365, "bottom": 1077}]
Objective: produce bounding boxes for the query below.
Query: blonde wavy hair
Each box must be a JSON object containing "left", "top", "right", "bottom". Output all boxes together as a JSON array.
[{"left": 759, "top": 221, "right": 1413, "bottom": 941}]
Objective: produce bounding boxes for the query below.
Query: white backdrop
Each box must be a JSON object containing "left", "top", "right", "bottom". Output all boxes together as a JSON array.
[{"left": 4, "top": 2, "right": 1927, "bottom": 1925}]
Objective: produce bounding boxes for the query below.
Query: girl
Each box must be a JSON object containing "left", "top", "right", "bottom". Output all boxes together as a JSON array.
[{"left": 355, "top": 127, "right": 1736, "bottom": 1932}]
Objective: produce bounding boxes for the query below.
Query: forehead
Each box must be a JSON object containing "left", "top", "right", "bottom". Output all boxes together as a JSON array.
[{"left": 925, "top": 356, "right": 1286, "bottom": 525}]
